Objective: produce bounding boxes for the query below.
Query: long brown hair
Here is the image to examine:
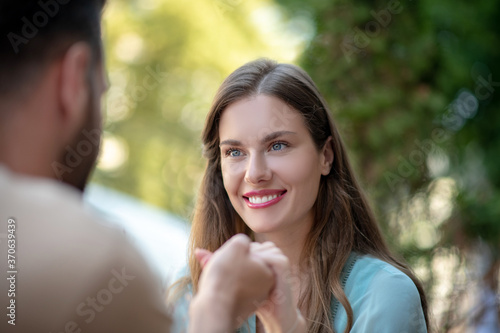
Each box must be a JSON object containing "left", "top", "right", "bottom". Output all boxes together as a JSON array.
[{"left": 176, "top": 58, "right": 429, "bottom": 332}]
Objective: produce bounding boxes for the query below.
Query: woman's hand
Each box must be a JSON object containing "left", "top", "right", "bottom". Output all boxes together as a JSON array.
[{"left": 250, "top": 242, "right": 306, "bottom": 333}]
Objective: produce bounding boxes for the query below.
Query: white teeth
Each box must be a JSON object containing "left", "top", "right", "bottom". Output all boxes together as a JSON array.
[{"left": 248, "top": 194, "right": 279, "bottom": 204}]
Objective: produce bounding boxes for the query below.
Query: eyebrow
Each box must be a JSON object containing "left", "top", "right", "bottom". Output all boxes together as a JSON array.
[{"left": 219, "top": 131, "right": 297, "bottom": 146}]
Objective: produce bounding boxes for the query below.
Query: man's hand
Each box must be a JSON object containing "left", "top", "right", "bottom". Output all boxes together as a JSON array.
[{"left": 189, "top": 234, "right": 274, "bottom": 332}]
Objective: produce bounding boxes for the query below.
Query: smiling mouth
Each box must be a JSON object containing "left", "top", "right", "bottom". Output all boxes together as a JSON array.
[{"left": 243, "top": 190, "right": 287, "bottom": 208}]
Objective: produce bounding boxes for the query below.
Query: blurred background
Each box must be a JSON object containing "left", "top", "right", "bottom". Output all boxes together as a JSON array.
[{"left": 83, "top": 0, "right": 499, "bottom": 331}]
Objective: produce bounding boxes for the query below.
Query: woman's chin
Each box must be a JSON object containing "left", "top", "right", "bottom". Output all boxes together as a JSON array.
[{"left": 244, "top": 221, "right": 281, "bottom": 235}]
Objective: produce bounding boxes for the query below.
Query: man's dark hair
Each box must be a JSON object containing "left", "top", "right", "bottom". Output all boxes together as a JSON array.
[{"left": 0, "top": 0, "right": 106, "bottom": 97}]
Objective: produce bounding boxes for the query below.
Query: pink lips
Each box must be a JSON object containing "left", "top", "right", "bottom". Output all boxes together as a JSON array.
[{"left": 242, "top": 189, "right": 287, "bottom": 209}]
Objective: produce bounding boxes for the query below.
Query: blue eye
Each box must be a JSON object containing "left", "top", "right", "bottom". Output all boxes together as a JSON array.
[
  {"left": 271, "top": 142, "right": 286, "bottom": 151},
  {"left": 226, "top": 149, "right": 242, "bottom": 157}
]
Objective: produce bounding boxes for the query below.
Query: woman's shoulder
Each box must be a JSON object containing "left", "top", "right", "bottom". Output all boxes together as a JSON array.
[
  {"left": 348, "top": 253, "right": 412, "bottom": 284},
  {"left": 345, "top": 253, "right": 420, "bottom": 301},
  {"left": 339, "top": 252, "right": 427, "bottom": 332}
]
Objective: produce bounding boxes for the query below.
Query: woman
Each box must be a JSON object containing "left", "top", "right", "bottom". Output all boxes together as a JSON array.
[{"left": 170, "top": 58, "right": 429, "bottom": 333}]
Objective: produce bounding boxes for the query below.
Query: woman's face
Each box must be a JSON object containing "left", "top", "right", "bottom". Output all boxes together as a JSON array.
[{"left": 218, "top": 94, "right": 333, "bottom": 236}]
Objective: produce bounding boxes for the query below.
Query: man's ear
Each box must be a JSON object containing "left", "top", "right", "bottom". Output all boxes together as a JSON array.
[
  {"left": 320, "top": 136, "right": 334, "bottom": 176},
  {"left": 58, "top": 42, "right": 92, "bottom": 144}
]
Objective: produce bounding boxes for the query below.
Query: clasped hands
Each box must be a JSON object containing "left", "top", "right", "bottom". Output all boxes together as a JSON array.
[{"left": 188, "top": 234, "right": 306, "bottom": 333}]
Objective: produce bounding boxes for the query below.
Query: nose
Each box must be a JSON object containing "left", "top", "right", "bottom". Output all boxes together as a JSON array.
[{"left": 244, "top": 153, "right": 272, "bottom": 185}]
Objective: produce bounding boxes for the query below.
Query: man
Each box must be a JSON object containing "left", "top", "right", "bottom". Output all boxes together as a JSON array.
[{"left": 0, "top": 1, "right": 273, "bottom": 332}]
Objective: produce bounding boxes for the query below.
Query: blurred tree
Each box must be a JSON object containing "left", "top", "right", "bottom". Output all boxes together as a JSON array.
[{"left": 273, "top": 0, "right": 499, "bottom": 330}]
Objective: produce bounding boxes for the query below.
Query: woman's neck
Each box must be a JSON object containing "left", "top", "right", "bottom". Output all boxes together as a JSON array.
[
  {"left": 254, "top": 217, "right": 313, "bottom": 305},
  {"left": 255, "top": 231, "right": 306, "bottom": 268},
  {"left": 255, "top": 216, "right": 312, "bottom": 261}
]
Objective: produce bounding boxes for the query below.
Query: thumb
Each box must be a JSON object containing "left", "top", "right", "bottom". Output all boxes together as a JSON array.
[{"left": 195, "top": 248, "right": 213, "bottom": 268}]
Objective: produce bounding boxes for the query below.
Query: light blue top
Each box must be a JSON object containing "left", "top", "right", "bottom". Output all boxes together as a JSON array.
[{"left": 169, "top": 252, "right": 427, "bottom": 333}]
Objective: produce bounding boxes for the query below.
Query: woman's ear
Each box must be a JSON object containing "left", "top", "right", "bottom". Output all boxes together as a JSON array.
[
  {"left": 58, "top": 42, "right": 92, "bottom": 144},
  {"left": 320, "top": 136, "right": 334, "bottom": 176}
]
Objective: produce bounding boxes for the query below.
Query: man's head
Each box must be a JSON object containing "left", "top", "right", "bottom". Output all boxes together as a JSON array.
[{"left": 0, "top": 0, "right": 108, "bottom": 191}]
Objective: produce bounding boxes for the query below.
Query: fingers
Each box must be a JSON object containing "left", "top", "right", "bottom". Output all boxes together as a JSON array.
[
  {"left": 194, "top": 248, "right": 213, "bottom": 268},
  {"left": 218, "top": 233, "right": 251, "bottom": 255},
  {"left": 198, "top": 237, "right": 289, "bottom": 274},
  {"left": 195, "top": 234, "right": 275, "bottom": 326},
  {"left": 250, "top": 243, "right": 290, "bottom": 274},
  {"left": 201, "top": 234, "right": 251, "bottom": 270},
  {"left": 196, "top": 235, "right": 259, "bottom": 272},
  {"left": 250, "top": 241, "right": 276, "bottom": 251}
]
